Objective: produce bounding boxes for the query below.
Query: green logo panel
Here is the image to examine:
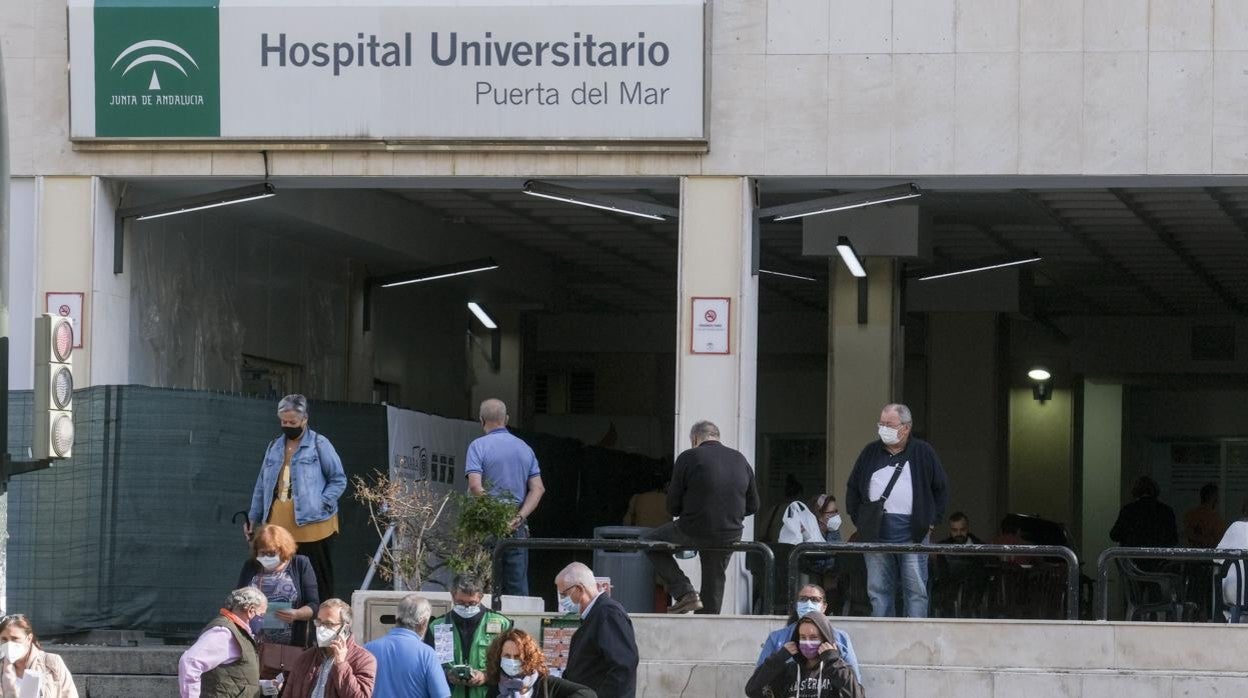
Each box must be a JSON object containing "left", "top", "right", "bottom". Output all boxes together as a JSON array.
[{"left": 94, "top": 0, "right": 220, "bottom": 137}]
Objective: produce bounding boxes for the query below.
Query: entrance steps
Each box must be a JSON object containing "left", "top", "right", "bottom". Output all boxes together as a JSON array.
[{"left": 51, "top": 615, "right": 1248, "bottom": 697}]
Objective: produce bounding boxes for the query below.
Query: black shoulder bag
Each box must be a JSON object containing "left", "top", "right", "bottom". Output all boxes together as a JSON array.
[{"left": 853, "top": 463, "right": 905, "bottom": 543}]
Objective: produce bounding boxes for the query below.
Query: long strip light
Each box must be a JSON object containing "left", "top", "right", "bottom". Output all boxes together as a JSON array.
[
  {"left": 761, "top": 183, "right": 922, "bottom": 222},
  {"left": 374, "top": 258, "right": 500, "bottom": 289},
  {"left": 467, "top": 302, "right": 498, "bottom": 329},
  {"left": 759, "top": 269, "right": 817, "bottom": 282},
  {"left": 522, "top": 180, "right": 678, "bottom": 221},
  {"left": 131, "top": 183, "right": 277, "bottom": 221},
  {"left": 917, "top": 256, "right": 1042, "bottom": 281},
  {"left": 836, "top": 237, "right": 867, "bottom": 278}
]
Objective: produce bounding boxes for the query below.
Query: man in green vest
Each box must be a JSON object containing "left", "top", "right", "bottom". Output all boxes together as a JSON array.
[
  {"left": 423, "top": 574, "right": 512, "bottom": 698},
  {"left": 178, "top": 587, "right": 268, "bottom": 698}
]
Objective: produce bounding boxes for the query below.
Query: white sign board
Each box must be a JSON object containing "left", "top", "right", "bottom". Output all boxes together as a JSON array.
[
  {"left": 68, "top": 0, "right": 707, "bottom": 144},
  {"left": 690, "top": 297, "right": 729, "bottom": 354},
  {"left": 46, "top": 293, "right": 84, "bottom": 348}
]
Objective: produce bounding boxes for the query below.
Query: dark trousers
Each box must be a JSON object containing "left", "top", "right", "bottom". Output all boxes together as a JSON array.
[
  {"left": 297, "top": 534, "right": 336, "bottom": 602},
  {"left": 643, "top": 522, "right": 735, "bottom": 614}
]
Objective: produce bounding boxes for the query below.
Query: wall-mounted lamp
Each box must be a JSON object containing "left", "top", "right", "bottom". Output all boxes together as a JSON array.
[
  {"left": 113, "top": 183, "right": 277, "bottom": 273},
  {"left": 522, "top": 180, "right": 679, "bottom": 221},
  {"left": 758, "top": 183, "right": 922, "bottom": 222},
  {"left": 362, "top": 258, "right": 499, "bottom": 331},
  {"left": 1028, "top": 367, "right": 1053, "bottom": 402},
  {"left": 467, "top": 302, "right": 501, "bottom": 371}
]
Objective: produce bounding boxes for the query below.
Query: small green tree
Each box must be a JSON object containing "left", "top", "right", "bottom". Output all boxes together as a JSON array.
[{"left": 445, "top": 490, "right": 519, "bottom": 590}]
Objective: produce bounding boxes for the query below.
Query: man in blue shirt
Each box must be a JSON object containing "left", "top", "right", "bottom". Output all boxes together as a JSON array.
[
  {"left": 466, "top": 399, "right": 545, "bottom": 596},
  {"left": 365, "top": 594, "right": 451, "bottom": 698}
]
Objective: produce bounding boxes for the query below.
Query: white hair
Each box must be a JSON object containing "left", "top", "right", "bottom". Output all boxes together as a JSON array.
[
  {"left": 277, "top": 394, "right": 308, "bottom": 418},
  {"left": 556, "top": 562, "right": 598, "bottom": 593},
  {"left": 225, "top": 587, "right": 267, "bottom": 614},
  {"left": 479, "top": 399, "right": 507, "bottom": 424},
  {"left": 395, "top": 594, "right": 432, "bottom": 631},
  {"left": 883, "top": 403, "right": 912, "bottom": 425}
]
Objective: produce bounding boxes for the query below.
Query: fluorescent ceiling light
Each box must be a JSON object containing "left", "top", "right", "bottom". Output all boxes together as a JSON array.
[
  {"left": 758, "top": 269, "right": 817, "bottom": 282},
  {"left": 374, "top": 258, "right": 500, "bottom": 289},
  {"left": 131, "top": 183, "right": 276, "bottom": 221},
  {"left": 467, "top": 302, "right": 497, "bottom": 329},
  {"left": 1028, "top": 368, "right": 1052, "bottom": 382},
  {"left": 835, "top": 237, "right": 866, "bottom": 278},
  {"left": 523, "top": 180, "right": 678, "bottom": 221},
  {"left": 761, "top": 184, "right": 922, "bottom": 222},
  {"left": 917, "top": 256, "right": 1042, "bottom": 281}
]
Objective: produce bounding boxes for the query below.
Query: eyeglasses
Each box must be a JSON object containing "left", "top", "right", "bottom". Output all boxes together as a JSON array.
[
  {"left": 313, "top": 620, "right": 345, "bottom": 630},
  {"left": 557, "top": 584, "right": 582, "bottom": 597},
  {"left": 877, "top": 422, "right": 906, "bottom": 429},
  {"left": 797, "top": 595, "right": 825, "bottom": 603}
]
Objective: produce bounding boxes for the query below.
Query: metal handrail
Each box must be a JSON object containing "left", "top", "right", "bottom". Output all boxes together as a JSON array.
[
  {"left": 787, "top": 541, "right": 1082, "bottom": 620},
  {"left": 1095, "top": 546, "right": 1248, "bottom": 620},
  {"left": 489, "top": 537, "right": 776, "bottom": 612}
]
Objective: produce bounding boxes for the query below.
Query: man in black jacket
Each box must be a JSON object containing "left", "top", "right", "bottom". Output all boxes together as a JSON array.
[
  {"left": 557, "top": 562, "right": 638, "bottom": 698},
  {"left": 845, "top": 403, "right": 949, "bottom": 618},
  {"left": 642, "top": 420, "right": 760, "bottom": 614}
]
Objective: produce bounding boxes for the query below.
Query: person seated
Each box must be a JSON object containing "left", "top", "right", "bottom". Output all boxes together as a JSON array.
[
  {"left": 484, "top": 629, "right": 595, "bottom": 698},
  {"left": 237, "top": 523, "right": 320, "bottom": 648},
  {"left": 423, "top": 575, "right": 512, "bottom": 698},
  {"left": 746, "top": 611, "right": 863, "bottom": 698},
  {"left": 281, "top": 599, "right": 375, "bottom": 698},
  {"left": 931, "top": 512, "right": 989, "bottom": 617},
  {"left": 1184, "top": 483, "right": 1227, "bottom": 548},
  {"left": 755, "top": 584, "right": 861, "bottom": 686},
  {"left": 1, "top": 614, "right": 79, "bottom": 698},
  {"left": 1215, "top": 498, "right": 1248, "bottom": 622},
  {"left": 803, "top": 495, "right": 848, "bottom": 612}
]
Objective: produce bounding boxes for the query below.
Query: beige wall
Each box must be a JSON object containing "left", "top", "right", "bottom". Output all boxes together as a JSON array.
[
  {"left": 10, "top": 1, "right": 1248, "bottom": 177},
  {"left": 1008, "top": 387, "right": 1075, "bottom": 526},
  {"left": 1082, "top": 380, "right": 1123, "bottom": 564}
]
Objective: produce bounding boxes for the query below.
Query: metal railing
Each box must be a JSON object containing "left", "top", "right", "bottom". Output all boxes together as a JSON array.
[
  {"left": 1095, "top": 546, "right": 1248, "bottom": 621},
  {"left": 489, "top": 537, "right": 776, "bottom": 612},
  {"left": 787, "top": 541, "right": 1083, "bottom": 620}
]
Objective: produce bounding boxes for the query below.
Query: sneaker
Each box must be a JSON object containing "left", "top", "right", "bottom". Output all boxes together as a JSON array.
[{"left": 667, "top": 592, "right": 703, "bottom": 614}]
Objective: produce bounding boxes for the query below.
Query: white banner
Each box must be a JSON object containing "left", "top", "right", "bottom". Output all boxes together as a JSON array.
[
  {"left": 69, "top": 0, "right": 707, "bottom": 143},
  {"left": 386, "top": 405, "right": 481, "bottom": 494}
]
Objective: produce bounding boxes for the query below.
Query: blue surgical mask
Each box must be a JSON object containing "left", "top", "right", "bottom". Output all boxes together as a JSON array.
[
  {"left": 796, "top": 600, "right": 822, "bottom": 618},
  {"left": 559, "top": 595, "right": 581, "bottom": 615},
  {"left": 500, "top": 658, "right": 524, "bottom": 677},
  {"left": 452, "top": 604, "right": 481, "bottom": 620}
]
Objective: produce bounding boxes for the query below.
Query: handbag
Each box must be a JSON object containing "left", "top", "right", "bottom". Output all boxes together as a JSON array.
[
  {"left": 854, "top": 464, "right": 905, "bottom": 542},
  {"left": 258, "top": 641, "right": 304, "bottom": 680}
]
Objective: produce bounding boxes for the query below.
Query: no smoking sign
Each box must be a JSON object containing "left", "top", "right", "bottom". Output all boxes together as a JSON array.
[{"left": 46, "top": 292, "right": 84, "bottom": 348}]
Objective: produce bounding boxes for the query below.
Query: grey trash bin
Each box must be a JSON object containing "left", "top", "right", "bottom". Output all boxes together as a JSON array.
[{"left": 593, "top": 526, "right": 656, "bottom": 613}]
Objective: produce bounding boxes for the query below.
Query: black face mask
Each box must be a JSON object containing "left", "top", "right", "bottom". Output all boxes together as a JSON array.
[{"left": 282, "top": 425, "right": 304, "bottom": 440}]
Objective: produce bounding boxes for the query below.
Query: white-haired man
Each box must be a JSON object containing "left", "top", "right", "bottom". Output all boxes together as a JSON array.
[
  {"left": 556, "top": 562, "right": 638, "bottom": 698},
  {"left": 178, "top": 587, "right": 268, "bottom": 698},
  {"left": 366, "top": 594, "right": 450, "bottom": 698},
  {"left": 466, "top": 398, "right": 545, "bottom": 596}
]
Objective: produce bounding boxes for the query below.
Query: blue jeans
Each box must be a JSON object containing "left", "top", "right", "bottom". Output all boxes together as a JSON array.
[
  {"left": 865, "top": 514, "right": 929, "bottom": 617},
  {"left": 496, "top": 524, "right": 529, "bottom": 596}
]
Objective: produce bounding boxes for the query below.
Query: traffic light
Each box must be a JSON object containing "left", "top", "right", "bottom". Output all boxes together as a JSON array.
[{"left": 34, "top": 314, "right": 74, "bottom": 460}]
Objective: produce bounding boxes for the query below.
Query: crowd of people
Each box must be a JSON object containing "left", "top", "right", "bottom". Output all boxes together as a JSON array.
[{"left": 15, "top": 391, "right": 1237, "bottom": 698}]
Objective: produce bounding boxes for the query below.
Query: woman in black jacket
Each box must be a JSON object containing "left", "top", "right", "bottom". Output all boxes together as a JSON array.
[
  {"left": 485, "top": 629, "right": 596, "bottom": 698},
  {"left": 746, "top": 612, "right": 863, "bottom": 698},
  {"left": 236, "top": 523, "right": 320, "bottom": 647}
]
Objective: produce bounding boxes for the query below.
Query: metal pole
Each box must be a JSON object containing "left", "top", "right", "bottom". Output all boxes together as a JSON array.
[
  {"left": 361, "top": 524, "right": 396, "bottom": 591},
  {"left": 1095, "top": 546, "right": 1248, "bottom": 620}
]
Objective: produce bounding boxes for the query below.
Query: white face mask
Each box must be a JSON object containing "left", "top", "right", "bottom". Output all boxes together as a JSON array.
[
  {"left": 257, "top": 555, "right": 281, "bottom": 571},
  {"left": 315, "top": 625, "right": 342, "bottom": 648},
  {"left": 1, "top": 640, "right": 27, "bottom": 664},
  {"left": 500, "top": 657, "right": 524, "bottom": 677},
  {"left": 826, "top": 514, "right": 842, "bottom": 532},
  {"left": 878, "top": 425, "right": 901, "bottom": 446},
  {"left": 452, "top": 604, "right": 481, "bottom": 620}
]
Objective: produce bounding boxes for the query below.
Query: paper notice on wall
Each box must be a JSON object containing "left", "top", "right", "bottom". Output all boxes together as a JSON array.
[{"left": 434, "top": 623, "right": 455, "bottom": 664}]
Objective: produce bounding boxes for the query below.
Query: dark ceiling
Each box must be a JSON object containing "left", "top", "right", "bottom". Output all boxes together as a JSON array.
[{"left": 392, "top": 185, "right": 1248, "bottom": 319}]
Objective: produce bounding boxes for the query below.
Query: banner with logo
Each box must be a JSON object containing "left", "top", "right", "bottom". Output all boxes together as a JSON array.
[
  {"left": 386, "top": 405, "right": 481, "bottom": 495},
  {"left": 68, "top": 0, "right": 706, "bottom": 143}
]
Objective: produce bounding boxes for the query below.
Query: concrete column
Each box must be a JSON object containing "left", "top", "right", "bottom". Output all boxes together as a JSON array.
[
  {"left": 674, "top": 176, "right": 757, "bottom": 612},
  {"left": 1081, "top": 381, "right": 1122, "bottom": 563},
  {"left": 826, "top": 258, "right": 898, "bottom": 532},
  {"left": 38, "top": 177, "right": 97, "bottom": 387}
]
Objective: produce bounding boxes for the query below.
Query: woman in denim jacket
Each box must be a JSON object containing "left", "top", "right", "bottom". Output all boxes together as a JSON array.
[{"left": 246, "top": 394, "right": 347, "bottom": 601}]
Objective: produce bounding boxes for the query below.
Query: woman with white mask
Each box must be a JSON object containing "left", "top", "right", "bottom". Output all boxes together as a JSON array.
[
  {"left": 0, "top": 614, "right": 78, "bottom": 698},
  {"left": 237, "top": 524, "right": 320, "bottom": 648},
  {"left": 484, "top": 630, "right": 594, "bottom": 698}
]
